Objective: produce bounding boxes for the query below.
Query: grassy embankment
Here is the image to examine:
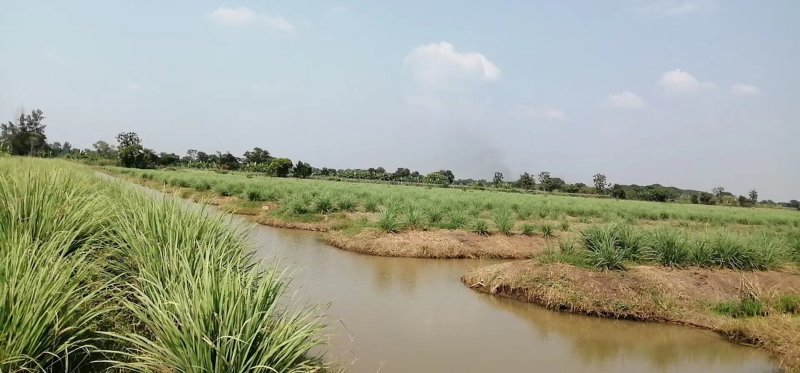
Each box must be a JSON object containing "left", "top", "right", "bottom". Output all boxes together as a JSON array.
[
  {"left": 106, "top": 166, "right": 800, "bottom": 369},
  {"left": 0, "top": 158, "right": 326, "bottom": 372}
]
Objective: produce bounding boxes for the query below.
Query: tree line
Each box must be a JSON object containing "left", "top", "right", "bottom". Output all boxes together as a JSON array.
[{"left": 2, "top": 108, "right": 798, "bottom": 210}]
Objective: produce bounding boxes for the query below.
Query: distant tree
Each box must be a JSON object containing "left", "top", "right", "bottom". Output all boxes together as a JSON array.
[
  {"left": 592, "top": 173, "right": 607, "bottom": 194},
  {"left": 243, "top": 147, "right": 272, "bottom": 164},
  {"left": 116, "top": 132, "right": 151, "bottom": 168},
  {"left": 610, "top": 184, "right": 626, "bottom": 199},
  {"left": 158, "top": 152, "right": 181, "bottom": 166},
  {"left": 1, "top": 109, "right": 49, "bottom": 156},
  {"left": 698, "top": 192, "right": 715, "bottom": 205},
  {"left": 293, "top": 160, "right": 312, "bottom": 178},
  {"left": 788, "top": 200, "right": 800, "bottom": 209},
  {"left": 548, "top": 177, "right": 566, "bottom": 192},
  {"left": 392, "top": 167, "right": 411, "bottom": 180},
  {"left": 748, "top": 189, "right": 758, "bottom": 204},
  {"left": 518, "top": 172, "right": 534, "bottom": 190},
  {"left": 439, "top": 170, "right": 455, "bottom": 184},
  {"left": 92, "top": 140, "right": 117, "bottom": 159},
  {"left": 492, "top": 172, "right": 504, "bottom": 187},
  {"left": 196, "top": 151, "right": 210, "bottom": 163},
  {"left": 186, "top": 149, "right": 198, "bottom": 161},
  {"left": 711, "top": 186, "right": 726, "bottom": 198},
  {"left": 538, "top": 172, "right": 551, "bottom": 190},
  {"left": 425, "top": 171, "right": 449, "bottom": 185},
  {"left": 218, "top": 152, "right": 240, "bottom": 170},
  {"left": 690, "top": 194, "right": 699, "bottom": 204},
  {"left": 738, "top": 195, "right": 754, "bottom": 207},
  {"left": 266, "top": 158, "right": 293, "bottom": 177}
]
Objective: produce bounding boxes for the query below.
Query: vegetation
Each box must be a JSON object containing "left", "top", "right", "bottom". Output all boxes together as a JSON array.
[
  {"left": 106, "top": 167, "right": 800, "bottom": 271},
  {"left": 0, "top": 158, "right": 325, "bottom": 372}
]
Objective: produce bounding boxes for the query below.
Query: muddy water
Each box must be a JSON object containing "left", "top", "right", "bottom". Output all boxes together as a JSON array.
[{"left": 248, "top": 227, "right": 778, "bottom": 373}]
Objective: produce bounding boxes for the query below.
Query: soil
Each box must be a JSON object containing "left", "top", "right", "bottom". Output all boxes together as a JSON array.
[{"left": 324, "top": 229, "right": 549, "bottom": 259}]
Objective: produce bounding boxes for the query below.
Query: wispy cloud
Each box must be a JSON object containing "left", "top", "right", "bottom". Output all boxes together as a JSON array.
[
  {"left": 605, "top": 91, "right": 645, "bottom": 109},
  {"left": 730, "top": 83, "right": 760, "bottom": 96},
  {"left": 404, "top": 42, "right": 500, "bottom": 87},
  {"left": 207, "top": 7, "right": 294, "bottom": 32},
  {"left": 517, "top": 105, "right": 567, "bottom": 121},
  {"left": 643, "top": 0, "right": 713, "bottom": 16},
  {"left": 657, "top": 68, "right": 716, "bottom": 95}
]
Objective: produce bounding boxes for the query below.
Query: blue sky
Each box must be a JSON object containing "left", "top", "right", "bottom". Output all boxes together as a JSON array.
[{"left": 1, "top": 1, "right": 798, "bottom": 200}]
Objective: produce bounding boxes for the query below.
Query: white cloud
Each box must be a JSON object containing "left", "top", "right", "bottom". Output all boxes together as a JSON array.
[
  {"left": 123, "top": 81, "right": 141, "bottom": 92},
  {"left": 208, "top": 7, "right": 294, "bottom": 32},
  {"left": 657, "top": 69, "right": 715, "bottom": 95},
  {"left": 605, "top": 91, "right": 645, "bottom": 109},
  {"left": 518, "top": 105, "right": 567, "bottom": 120},
  {"left": 403, "top": 42, "right": 500, "bottom": 86},
  {"left": 730, "top": 83, "right": 760, "bottom": 96},
  {"left": 644, "top": 1, "right": 712, "bottom": 16}
]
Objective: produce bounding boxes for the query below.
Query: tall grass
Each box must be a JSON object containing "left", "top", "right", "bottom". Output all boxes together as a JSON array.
[{"left": 0, "top": 158, "right": 326, "bottom": 372}]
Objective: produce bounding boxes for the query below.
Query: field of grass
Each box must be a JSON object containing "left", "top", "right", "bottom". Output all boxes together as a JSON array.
[
  {"left": 108, "top": 167, "right": 800, "bottom": 270},
  {"left": 0, "top": 159, "right": 325, "bottom": 372}
]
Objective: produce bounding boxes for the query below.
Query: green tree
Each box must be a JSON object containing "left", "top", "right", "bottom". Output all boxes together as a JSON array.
[
  {"left": 711, "top": 186, "right": 726, "bottom": 198},
  {"left": 243, "top": 147, "right": 272, "bottom": 164},
  {"left": 492, "top": 172, "right": 504, "bottom": 187},
  {"left": 538, "top": 171, "right": 551, "bottom": 191},
  {"left": 748, "top": 189, "right": 758, "bottom": 204},
  {"left": 218, "top": 152, "right": 240, "bottom": 170},
  {"left": 592, "top": 173, "right": 607, "bottom": 194},
  {"left": 1, "top": 109, "right": 49, "bottom": 156},
  {"left": 116, "top": 132, "right": 148, "bottom": 168},
  {"left": 518, "top": 172, "right": 534, "bottom": 190},
  {"left": 266, "top": 158, "right": 293, "bottom": 177},
  {"left": 610, "top": 184, "right": 626, "bottom": 199},
  {"left": 92, "top": 140, "right": 117, "bottom": 159},
  {"left": 293, "top": 160, "right": 312, "bottom": 178}
]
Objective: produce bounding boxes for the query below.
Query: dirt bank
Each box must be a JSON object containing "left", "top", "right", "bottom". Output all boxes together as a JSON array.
[
  {"left": 462, "top": 261, "right": 800, "bottom": 370},
  {"left": 324, "top": 229, "right": 548, "bottom": 259}
]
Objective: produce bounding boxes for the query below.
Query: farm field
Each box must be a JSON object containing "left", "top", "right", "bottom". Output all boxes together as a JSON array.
[
  {"left": 108, "top": 167, "right": 800, "bottom": 271},
  {"left": 0, "top": 158, "right": 325, "bottom": 372}
]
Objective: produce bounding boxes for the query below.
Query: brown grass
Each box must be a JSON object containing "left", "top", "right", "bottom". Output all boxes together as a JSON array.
[
  {"left": 324, "top": 229, "right": 548, "bottom": 259},
  {"left": 462, "top": 261, "right": 800, "bottom": 371}
]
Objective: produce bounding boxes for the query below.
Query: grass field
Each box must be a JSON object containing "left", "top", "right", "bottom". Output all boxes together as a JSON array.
[
  {"left": 0, "top": 159, "right": 325, "bottom": 372},
  {"left": 108, "top": 167, "right": 800, "bottom": 270}
]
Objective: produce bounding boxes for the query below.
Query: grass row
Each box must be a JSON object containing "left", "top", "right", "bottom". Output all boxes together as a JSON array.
[
  {"left": 109, "top": 167, "right": 800, "bottom": 271},
  {"left": 0, "top": 158, "right": 325, "bottom": 372},
  {"left": 117, "top": 167, "right": 800, "bottom": 229}
]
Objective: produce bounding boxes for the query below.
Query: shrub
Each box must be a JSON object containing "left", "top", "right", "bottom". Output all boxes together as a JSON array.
[
  {"left": 363, "top": 198, "right": 380, "bottom": 213},
  {"left": 540, "top": 224, "right": 555, "bottom": 239},
  {"left": 521, "top": 224, "right": 535, "bottom": 236},
  {"left": 426, "top": 207, "right": 445, "bottom": 225},
  {"left": 245, "top": 187, "right": 265, "bottom": 202},
  {"left": 445, "top": 211, "right": 468, "bottom": 230},
  {"left": 336, "top": 197, "right": 357, "bottom": 212},
  {"left": 582, "top": 226, "right": 626, "bottom": 270},
  {"left": 776, "top": 295, "right": 800, "bottom": 314},
  {"left": 377, "top": 207, "right": 402, "bottom": 233},
  {"left": 714, "top": 298, "right": 767, "bottom": 318},
  {"left": 314, "top": 194, "right": 334, "bottom": 213},
  {"left": 471, "top": 219, "right": 490, "bottom": 236},
  {"left": 648, "top": 228, "right": 691, "bottom": 267},
  {"left": 559, "top": 220, "right": 570, "bottom": 232},
  {"left": 404, "top": 205, "right": 428, "bottom": 230},
  {"left": 493, "top": 209, "right": 514, "bottom": 235}
]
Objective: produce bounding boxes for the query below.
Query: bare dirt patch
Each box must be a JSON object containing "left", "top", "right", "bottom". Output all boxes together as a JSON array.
[
  {"left": 462, "top": 261, "right": 800, "bottom": 370},
  {"left": 324, "top": 229, "right": 549, "bottom": 259}
]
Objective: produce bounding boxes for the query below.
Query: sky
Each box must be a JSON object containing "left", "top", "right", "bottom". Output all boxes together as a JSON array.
[{"left": 1, "top": 1, "right": 798, "bottom": 201}]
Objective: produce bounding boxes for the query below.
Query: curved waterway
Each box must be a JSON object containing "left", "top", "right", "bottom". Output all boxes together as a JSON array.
[
  {"left": 108, "top": 176, "right": 778, "bottom": 373},
  {"left": 248, "top": 227, "right": 778, "bottom": 373}
]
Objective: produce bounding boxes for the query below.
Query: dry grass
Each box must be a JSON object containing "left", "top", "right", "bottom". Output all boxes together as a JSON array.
[
  {"left": 324, "top": 229, "right": 548, "bottom": 259},
  {"left": 462, "top": 261, "right": 800, "bottom": 370}
]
